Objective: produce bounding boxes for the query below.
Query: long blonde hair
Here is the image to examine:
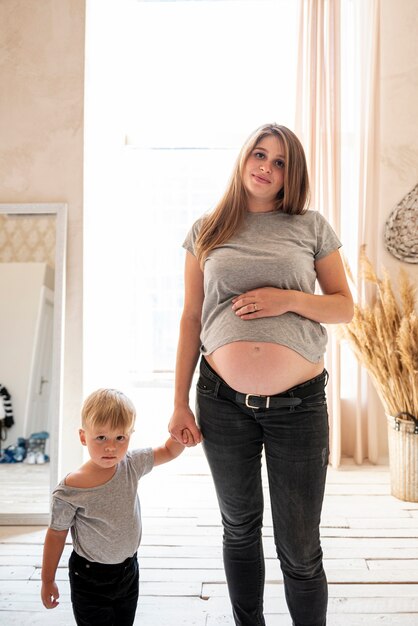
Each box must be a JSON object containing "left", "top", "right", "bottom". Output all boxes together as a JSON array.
[{"left": 195, "top": 124, "right": 310, "bottom": 266}]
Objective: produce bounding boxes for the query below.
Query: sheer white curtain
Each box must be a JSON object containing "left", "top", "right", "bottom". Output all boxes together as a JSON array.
[
  {"left": 295, "top": 0, "right": 382, "bottom": 466},
  {"left": 350, "top": 0, "right": 382, "bottom": 465}
]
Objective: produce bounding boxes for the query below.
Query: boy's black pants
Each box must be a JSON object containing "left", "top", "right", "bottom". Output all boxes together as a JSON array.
[{"left": 69, "top": 550, "right": 139, "bottom": 626}]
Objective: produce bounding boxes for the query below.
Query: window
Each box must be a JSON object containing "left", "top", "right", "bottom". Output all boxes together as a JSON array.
[{"left": 85, "top": 0, "right": 298, "bottom": 385}]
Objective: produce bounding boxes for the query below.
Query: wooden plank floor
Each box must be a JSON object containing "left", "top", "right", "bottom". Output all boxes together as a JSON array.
[{"left": 1, "top": 447, "right": 418, "bottom": 625}]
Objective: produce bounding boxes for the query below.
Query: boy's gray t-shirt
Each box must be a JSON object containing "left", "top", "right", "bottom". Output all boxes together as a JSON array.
[
  {"left": 49, "top": 447, "right": 154, "bottom": 564},
  {"left": 183, "top": 210, "right": 342, "bottom": 363}
]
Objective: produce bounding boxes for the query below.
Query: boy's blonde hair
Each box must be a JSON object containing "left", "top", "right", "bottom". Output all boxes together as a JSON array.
[{"left": 81, "top": 388, "right": 136, "bottom": 432}]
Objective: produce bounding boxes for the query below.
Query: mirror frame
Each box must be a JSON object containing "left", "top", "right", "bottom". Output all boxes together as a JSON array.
[{"left": 0, "top": 203, "right": 67, "bottom": 524}]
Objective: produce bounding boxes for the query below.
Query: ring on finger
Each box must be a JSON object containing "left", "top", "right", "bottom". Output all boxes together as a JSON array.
[{"left": 253, "top": 303, "right": 258, "bottom": 312}]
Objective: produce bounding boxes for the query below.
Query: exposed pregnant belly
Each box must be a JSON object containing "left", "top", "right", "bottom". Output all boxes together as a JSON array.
[{"left": 205, "top": 342, "right": 324, "bottom": 395}]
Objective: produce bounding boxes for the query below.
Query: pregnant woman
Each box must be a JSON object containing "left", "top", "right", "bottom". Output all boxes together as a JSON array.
[{"left": 168, "top": 123, "right": 353, "bottom": 626}]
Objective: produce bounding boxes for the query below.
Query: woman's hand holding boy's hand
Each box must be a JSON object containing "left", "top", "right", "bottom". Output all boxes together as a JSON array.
[
  {"left": 168, "top": 406, "right": 202, "bottom": 447},
  {"left": 232, "top": 287, "right": 293, "bottom": 319},
  {"left": 41, "top": 580, "right": 60, "bottom": 609}
]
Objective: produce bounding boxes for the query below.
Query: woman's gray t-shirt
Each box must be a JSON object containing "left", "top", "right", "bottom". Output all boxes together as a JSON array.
[
  {"left": 49, "top": 447, "right": 154, "bottom": 564},
  {"left": 183, "top": 210, "right": 341, "bottom": 363}
]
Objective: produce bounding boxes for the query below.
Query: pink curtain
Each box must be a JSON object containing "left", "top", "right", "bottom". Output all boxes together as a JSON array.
[{"left": 295, "top": 0, "right": 382, "bottom": 466}]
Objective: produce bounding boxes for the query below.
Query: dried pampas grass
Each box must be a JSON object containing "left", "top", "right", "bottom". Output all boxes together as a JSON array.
[{"left": 339, "top": 245, "right": 418, "bottom": 419}]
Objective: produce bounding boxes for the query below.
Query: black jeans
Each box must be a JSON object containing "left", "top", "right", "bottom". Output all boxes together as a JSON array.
[
  {"left": 195, "top": 357, "right": 329, "bottom": 626},
  {"left": 68, "top": 550, "right": 139, "bottom": 626}
]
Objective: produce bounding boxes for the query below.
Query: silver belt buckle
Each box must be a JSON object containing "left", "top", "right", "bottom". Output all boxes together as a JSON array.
[{"left": 245, "top": 394, "right": 270, "bottom": 409}]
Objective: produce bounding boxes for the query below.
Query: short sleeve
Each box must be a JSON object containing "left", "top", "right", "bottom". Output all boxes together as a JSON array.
[
  {"left": 128, "top": 447, "right": 154, "bottom": 479},
  {"left": 182, "top": 218, "right": 204, "bottom": 256},
  {"left": 49, "top": 494, "right": 77, "bottom": 531},
  {"left": 314, "top": 212, "right": 342, "bottom": 260}
]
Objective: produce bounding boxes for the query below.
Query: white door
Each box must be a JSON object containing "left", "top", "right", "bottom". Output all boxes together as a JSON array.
[{"left": 24, "top": 287, "right": 54, "bottom": 444}]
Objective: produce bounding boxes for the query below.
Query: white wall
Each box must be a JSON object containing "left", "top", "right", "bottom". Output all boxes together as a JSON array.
[
  {"left": 0, "top": 0, "right": 85, "bottom": 475},
  {"left": 373, "top": 0, "right": 418, "bottom": 458},
  {"left": 380, "top": 0, "right": 418, "bottom": 281}
]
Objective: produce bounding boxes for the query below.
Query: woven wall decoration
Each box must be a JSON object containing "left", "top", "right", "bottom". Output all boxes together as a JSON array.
[{"left": 384, "top": 184, "right": 418, "bottom": 263}]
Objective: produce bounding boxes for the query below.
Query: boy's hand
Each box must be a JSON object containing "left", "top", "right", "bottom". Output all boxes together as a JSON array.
[
  {"left": 179, "top": 428, "right": 193, "bottom": 445},
  {"left": 41, "top": 580, "right": 60, "bottom": 609}
]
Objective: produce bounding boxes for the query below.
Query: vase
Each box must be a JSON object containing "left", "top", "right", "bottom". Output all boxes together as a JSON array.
[{"left": 386, "top": 413, "right": 418, "bottom": 502}]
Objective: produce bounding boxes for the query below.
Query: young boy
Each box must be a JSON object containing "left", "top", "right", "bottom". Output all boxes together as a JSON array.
[{"left": 41, "top": 388, "right": 187, "bottom": 625}]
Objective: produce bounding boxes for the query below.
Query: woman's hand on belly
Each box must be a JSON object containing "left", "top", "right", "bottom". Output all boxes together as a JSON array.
[{"left": 232, "top": 287, "right": 295, "bottom": 320}]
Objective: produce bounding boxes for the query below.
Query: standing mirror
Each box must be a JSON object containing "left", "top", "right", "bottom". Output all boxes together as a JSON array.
[{"left": 0, "top": 203, "right": 66, "bottom": 524}]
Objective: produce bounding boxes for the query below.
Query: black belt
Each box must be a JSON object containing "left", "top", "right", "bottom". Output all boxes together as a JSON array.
[{"left": 216, "top": 377, "right": 326, "bottom": 410}]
